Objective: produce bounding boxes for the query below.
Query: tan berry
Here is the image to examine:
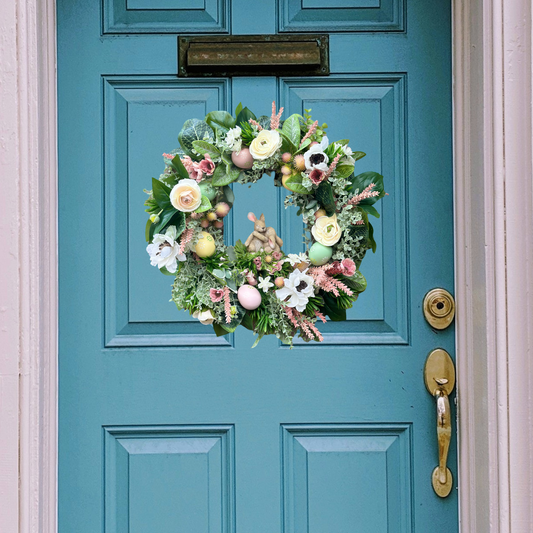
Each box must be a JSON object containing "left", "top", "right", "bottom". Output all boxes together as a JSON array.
[{"left": 275, "top": 277, "right": 285, "bottom": 288}]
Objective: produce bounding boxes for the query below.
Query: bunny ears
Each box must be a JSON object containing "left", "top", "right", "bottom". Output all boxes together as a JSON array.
[{"left": 247, "top": 212, "right": 265, "bottom": 223}]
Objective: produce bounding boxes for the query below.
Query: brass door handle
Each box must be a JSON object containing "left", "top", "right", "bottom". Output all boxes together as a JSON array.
[{"left": 424, "top": 349, "right": 455, "bottom": 497}]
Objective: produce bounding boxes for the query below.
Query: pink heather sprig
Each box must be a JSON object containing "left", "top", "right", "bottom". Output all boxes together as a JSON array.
[
  {"left": 308, "top": 266, "right": 354, "bottom": 297},
  {"left": 315, "top": 311, "right": 327, "bottom": 324},
  {"left": 284, "top": 307, "right": 324, "bottom": 342},
  {"left": 162, "top": 153, "right": 174, "bottom": 160},
  {"left": 223, "top": 287, "right": 231, "bottom": 324},
  {"left": 300, "top": 120, "right": 318, "bottom": 146},
  {"left": 179, "top": 228, "right": 194, "bottom": 254},
  {"left": 210, "top": 288, "right": 224, "bottom": 303},
  {"left": 270, "top": 102, "right": 284, "bottom": 130},
  {"left": 345, "top": 183, "right": 380, "bottom": 208},
  {"left": 248, "top": 118, "right": 263, "bottom": 131},
  {"left": 323, "top": 153, "right": 342, "bottom": 180}
]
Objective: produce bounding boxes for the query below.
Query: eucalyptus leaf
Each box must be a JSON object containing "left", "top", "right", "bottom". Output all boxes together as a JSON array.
[
  {"left": 178, "top": 118, "right": 214, "bottom": 155},
  {"left": 192, "top": 140, "right": 220, "bottom": 159},
  {"left": 195, "top": 195, "right": 212, "bottom": 213},
  {"left": 205, "top": 111, "right": 235, "bottom": 133},
  {"left": 284, "top": 174, "right": 312, "bottom": 195},
  {"left": 282, "top": 114, "right": 302, "bottom": 147}
]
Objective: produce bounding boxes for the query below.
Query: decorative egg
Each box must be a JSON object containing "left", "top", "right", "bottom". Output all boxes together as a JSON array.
[
  {"left": 194, "top": 231, "right": 216, "bottom": 258},
  {"left": 237, "top": 284, "right": 262, "bottom": 310},
  {"left": 309, "top": 242, "right": 333, "bottom": 266},
  {"left": 231, "top": 147, "right": 254, "bottom": 169},
  {"left": 199, "top": 180, "right": 217, "bottom": 201}
]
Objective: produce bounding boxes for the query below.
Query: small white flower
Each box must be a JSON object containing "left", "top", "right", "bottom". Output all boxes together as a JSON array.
[
  {"left": 285, "top": 252, "right": 309, "bottom": 267},
  {"left": 225, "top": 126, "right": 242, "bottom": 151},
  {"left": 304, "top": 136, "right": 329, "bottom": 171},
  {"left": 193, "top": 309, "right": 215, "bottom": 325},
  {"left": 146, "top": 225, "right": 186, "bottom": 273},
  {"left": 257, "top": 276, "right": 274, "bottom": 293},
  {"left": 339, "top": 145, "right": 355, "bottom": 165},
  {"left": 275, "top": 269, "right": 315, "bottom": 312}
]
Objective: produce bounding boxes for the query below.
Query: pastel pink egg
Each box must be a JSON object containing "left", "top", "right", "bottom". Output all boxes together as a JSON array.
[
  {"left": 237, "top": 284, "right": 262, "bottom": 310},
  {"left": 231, "top": 147, "right": 254, "bottom": 169}
]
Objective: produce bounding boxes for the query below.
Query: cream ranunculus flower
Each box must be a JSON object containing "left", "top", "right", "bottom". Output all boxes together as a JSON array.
[
  {"left": 249, "top": 129, "right": 281, "bottom": 160},
  {"left": 170, "top": 178, "right": 202, "bottom": 212},
  {"left": 193, "top": 309, "right": 215, "bottom": 325},
  {"left": 311, "top": 214, "right": 342, "bottom": 246}
]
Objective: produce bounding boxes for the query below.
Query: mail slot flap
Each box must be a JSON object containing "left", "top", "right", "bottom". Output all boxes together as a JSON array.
[{"left": 178, "top": 35, "right": 329, "bottom": 77}]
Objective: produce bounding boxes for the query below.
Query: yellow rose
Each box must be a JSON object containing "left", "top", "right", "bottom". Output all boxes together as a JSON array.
[
  {"left": 249, "top": 130, "right": 281, "bottom": 160},
  {"left": 311, "top": 214, "right": 342, "bottom": 246},
  {"left": 170, "top": 178, "right": 202, "bottom": 212}
]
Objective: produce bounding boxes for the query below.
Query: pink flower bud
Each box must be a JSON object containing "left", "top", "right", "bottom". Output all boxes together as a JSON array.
[
  {"left": 213, "top": 220, "right": 224, "bottom": 229},
  {"left": 281, "top": 152, "right": 292, "bottom": 163},
  {"left": 281, "top": 165, "right": 292, "bottom": 176},
  {"left": 200, "top": 219, "right": 210, "bottom": 228},
  {"left": 293, "top": 154, "right": 306, "bottom": 172}
]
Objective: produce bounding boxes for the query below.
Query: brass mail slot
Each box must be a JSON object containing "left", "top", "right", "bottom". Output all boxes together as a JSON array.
[{"left": 178, "top": 35, "right": 329, "bottom": 77}]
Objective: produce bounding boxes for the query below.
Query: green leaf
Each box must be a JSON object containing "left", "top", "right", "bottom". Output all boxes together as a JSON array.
[
  {"left": 192, "top": 140, "right": 220, "bottom": 159},
  {"left": 178, "top": 119, "right": 214, "bottom": 155},
  {"left": 212, "top": 164, "right": 241, "bottom": 186},
  {"left": 348, "top": 172, "right": 385, "bottom": 206},
  {"left": 234, "top": 102, "right": 243, "bottom": 117},
  {"left": 153, "top": 207, "right": 177, "bottom": 234},
  {"left": 359, "top": 204, "right": 380, "bottom": 218},
  {"left": 342, "top": 271, "right": 367, "bottom": 294},
  {"left": 170, "top": 155, "right": 189, "bottom": 180},
  {"left": 336, "top": 164, "right": 355, "bottom": 179},
  {"left": 205, "top": 111, "right": 235, "bottom": 134},
  {"left": 220, "top": 303, "right": 246, "bottom": 333},
  {"left": 295, "top": 138, "right": 311, "bottom": 154},
  {"left": 195, "top": 195, "right": 212, "bottom": 213},
  {"left": 279, "top": 131, "right": 296, "bottom": 154},
  {"left": 222, "top": 185, "right": 235, "bottom": 207},
  {"left": 335, "top": 139, "right": 350, "bottom": 146},
  {"left": 321, "top": 293, "right": 347, "bottom": 321},
  {"left": 353, "top": 151, "right": 366, "bottom": 161},
  {"left": 284, "top": 174, "right": 312, "bottom": 195},
  {"left": 212, "top": 268, "right": 226, "bottom": 279},
  {"left": 315, "top": 181, "right": 336, "bottom": 215},
  {"left": 145, "top": 219, "right": 153, "bottom": 243},
  {"left": 159, "top": 266, "right": 177, "bottom": 276},
  {"left": 152, "top": 178, "right": 172, "bottom": 210},
  {"left": 282, "top": 114, "right": 301, "bottom": 147},
  {"left": 251, "top": 332, "right": 265, "bottom": 348},
  {"left": 235, "top": 107, "right": 256, "bottom": 128},
  {"left": 368, "top": 221, "right": 377, "bottom": 253},
  {"left": 213, "top": 322, "right": 230, "bottom": 337},
  {"left": 226, "top": 245, "right": 237, "bottom": 262}
]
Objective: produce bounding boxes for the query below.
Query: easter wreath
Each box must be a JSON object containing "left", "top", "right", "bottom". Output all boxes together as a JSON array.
[{"left": 144, "top": 103, "right": 386, "bottom": 346}]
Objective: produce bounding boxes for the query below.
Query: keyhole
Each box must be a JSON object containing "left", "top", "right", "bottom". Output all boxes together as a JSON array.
[{"left": 436, "top": 302, "right": 445, "bottom": 310}]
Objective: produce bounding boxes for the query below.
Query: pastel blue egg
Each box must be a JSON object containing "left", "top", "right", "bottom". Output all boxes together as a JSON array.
[
  {"left": 199, "top": 180, "right": 217, "bottom": 201},
  {"left": 309, "top": 242, "right": 333, "bottom": 266}
]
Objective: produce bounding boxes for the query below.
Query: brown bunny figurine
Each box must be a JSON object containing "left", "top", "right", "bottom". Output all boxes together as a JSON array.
[{"left": 245, "top": 212, "right": 283, "bottom": 253}]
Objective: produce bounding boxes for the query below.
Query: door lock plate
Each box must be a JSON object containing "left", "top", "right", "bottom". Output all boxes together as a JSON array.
[{"left": 423, "top": 288, "right": 455, "bottom": 329}]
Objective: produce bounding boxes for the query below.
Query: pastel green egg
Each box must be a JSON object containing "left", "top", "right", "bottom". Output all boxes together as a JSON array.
[
  {"left": 199, "top": 180, "right": 217, "bottom": 201},
  {"left": 309, "top": 242, "right": 333, "bottom": 266}
]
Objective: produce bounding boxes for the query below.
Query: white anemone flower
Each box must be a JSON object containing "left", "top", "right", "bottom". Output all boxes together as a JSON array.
[
  {"left": 193, "top": 309, "right": 215, "bottom": 325},
  {"left": 304, "top": 136, "right": 329, "bottom": 171},
  {"left": 258, "top": 276, "right": 274, "bottom": 293},
  {"left": 275, "top": 269, "right": 315, "bottom": 312},
  {"left": 146, "top": 225, "right": 186, "bottom": 273}
]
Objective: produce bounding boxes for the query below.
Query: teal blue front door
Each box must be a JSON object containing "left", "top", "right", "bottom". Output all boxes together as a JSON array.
[{"left": 58, "top": 1, "right": 457, "bottom": 531}]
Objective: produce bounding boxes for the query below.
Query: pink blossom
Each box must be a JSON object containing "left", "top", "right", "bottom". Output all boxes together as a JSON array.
[
  {"left": 341, "top": 258, "right": 356, "bottom": 277},
  {"left": 181, "top": 156, "right": 195, "bottom": 173},
  {"left": 284, "top": 307, "right": 323, "bottom": 342},
  {"left": 254, "top": 256, "right": 262, "bottom": 268},
  {"left": 309, "top": 168, "right": 325, "bottom": 185},
  {"left": 249, "top": 118, "right": 263, "bottom": 131},
  {"left": 272, "top": 251, "right": 282, "bottom": 260},
  {"left": 188, "top": 163, "right": 204, "bottom": 182},
  {"left": 210, "top": 288, "right": 224, "bottom": 302},
  {"left": 198, "top": 155, "right": 215, "bottom": 176},
  {"left": 271, "top": 262, "right": 282, "bottom": 273}
]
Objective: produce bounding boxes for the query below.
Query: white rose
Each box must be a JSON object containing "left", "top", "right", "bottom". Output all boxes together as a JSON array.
[
  {"left": 193, "top": 309, "right": 215, "bottom": 325},
  {"left": 170, "top": 178, "right": 202, "bottom": 212},
  {"left": 311, "top": 214, "right": 342, "bottom": 246},
  {"left": 249, "top": 130, "right": 281, "bottom": 160}
]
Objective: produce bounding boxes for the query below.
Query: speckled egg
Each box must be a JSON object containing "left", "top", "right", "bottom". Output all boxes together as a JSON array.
[
  {"left": 199, "top": 180, "right": 217, "bottom": 201},
  {"left": 231, "top": 147, "right": 254, "bottom": 169},
  {"left": 194, "top": 231, "right": 216, "bottom": 258},
  {"left": 237, "top": 284, "right": 262, "bottom": 310},
  {"left": 309, "top": 242, "right": 333, "bottom": 266}
]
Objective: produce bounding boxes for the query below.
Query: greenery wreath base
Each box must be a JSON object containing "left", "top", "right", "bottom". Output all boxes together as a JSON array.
[{"left": 144, "top": 102, "right": 386, "bottom": 346}]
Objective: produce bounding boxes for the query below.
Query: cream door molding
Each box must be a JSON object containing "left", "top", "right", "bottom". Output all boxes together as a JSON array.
[{"left": 0, "top": 0, "right": 531, "bottom": 531}]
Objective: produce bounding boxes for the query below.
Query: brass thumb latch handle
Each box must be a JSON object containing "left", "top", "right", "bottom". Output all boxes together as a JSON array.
[{"left": 424, "top": 349, "right": 456, "bottom": 497}]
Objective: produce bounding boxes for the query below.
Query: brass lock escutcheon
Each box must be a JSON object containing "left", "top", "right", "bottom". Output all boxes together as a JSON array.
[
  {"left": 424, "top": 348, "right": 456, "bottom": 497},
  {"left": 423, "top": 288, "right": 455, "bottom": 329}
]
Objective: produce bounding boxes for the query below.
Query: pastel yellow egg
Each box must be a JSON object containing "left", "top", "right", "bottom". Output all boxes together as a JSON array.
[{"left": 194, "top": 231, "right": 216, "bottom": 258}]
